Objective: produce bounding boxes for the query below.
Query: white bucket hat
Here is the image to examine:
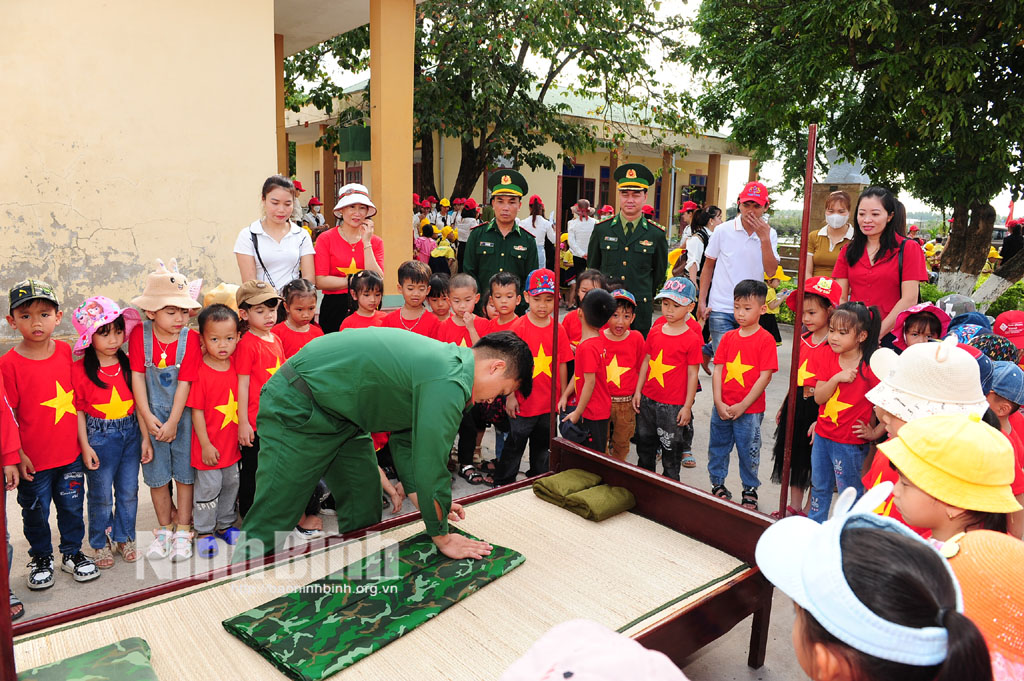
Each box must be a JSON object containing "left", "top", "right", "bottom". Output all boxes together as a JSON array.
[
  {"left": 334, "top": 183, "right": 377, "bottom": 218},
  {"left": 866, "top": 336, "right": 989, "bottom": 421}
]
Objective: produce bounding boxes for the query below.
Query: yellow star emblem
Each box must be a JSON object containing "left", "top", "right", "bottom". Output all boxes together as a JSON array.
[
  {"left": 724, "top": 351, "right": 754, "bottom": 387},
  {"left": 92, "top": 386, "right": 133, "bottom": 420},
  {"left": 797, "top": 359, "right": 815, "bottom": 386},
  {"left": 458, "top": 337, "right": 469, "bottom": 347},
  {"left": 606, "top": 354, "right": 631, "bottom": 387},
  {"left": 266, "top": 358, "right": 281, "bottom": 377},
  {"left": 822, "top": 386, "right": 852, "bottom": 425},
  {"left": 533, "top": 344, "right": 552, "bottom": 378},
  {"left": 213, "top": 390, "right": 239, "bottom": 430},
  {"left": 336, "top": 258, "right": 360, "bottom": 276},
  {"left": 40, "top": 381, "right": 76, "bottom": 425},
  {"left": 646, "top": 350, "right": 676, "bottom": 388},
  {"left": 870, "top": 471, "right": 895, "bottom": 517}
]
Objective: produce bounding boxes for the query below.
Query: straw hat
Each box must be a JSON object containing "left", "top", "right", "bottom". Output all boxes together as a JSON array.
[
  {"left": 334, "top": 183, "right": 377, "bottom": 218},
  {"left": 131, "top": 260, "right": 201, "bottom": 312},
  {"left": 203, "top": 283, "right": 240, "bottom": 311}
]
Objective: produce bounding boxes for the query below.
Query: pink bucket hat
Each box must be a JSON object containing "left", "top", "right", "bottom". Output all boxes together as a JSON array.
[
  {"left": 71, "top": 296, "right": 141, "bottom": 356},
  {"left": 891, "top": 302, "right": 951, "bottom": 350}
]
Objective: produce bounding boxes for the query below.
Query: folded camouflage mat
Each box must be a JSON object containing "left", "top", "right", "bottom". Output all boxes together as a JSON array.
[
  {"left": 563, "top": 484, "right": 636, "bottom": 522},
  {"left": 532, "top": 468, "right": 602, "bottom": 507},
  {"left": 223, "top": 530, "right": 524, "bottom": 681},
  {"left": 17, "top": 637, "right": 157, "bottom": 681}
]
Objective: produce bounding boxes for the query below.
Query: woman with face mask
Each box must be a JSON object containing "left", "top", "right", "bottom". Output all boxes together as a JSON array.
[{"left": 806, "top": 190, "right": 854, "bottom": 277}]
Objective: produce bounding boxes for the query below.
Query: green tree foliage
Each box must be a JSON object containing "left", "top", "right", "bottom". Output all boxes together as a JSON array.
[
  {"left": 285, "top": 0, "right": 693, "bottom": 200},
  {"left": 687, "top": 1, "right": 1024, "bottom": 296}
]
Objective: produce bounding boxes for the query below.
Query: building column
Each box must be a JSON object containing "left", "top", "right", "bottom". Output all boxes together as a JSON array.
[
  {"left": 659, "top": 149, "right": 672, "bottom": 225},
  {"left": 274, "top": 34, "right": 288, "bottom": 175},
  {"left": 370, "top": 0, "right": 415, "bottom": 298},
  {"left": 319, "top": 124, "right": 337, "bottom": 227},
  {"left": 748, "top": 158, "right": 759, "bottom": 183},
  {"left": 608, "top": 147, "right": 620, "bottom": 212},
  {"left": 705, "top": 153, "right": 721, "bottom": 208}
]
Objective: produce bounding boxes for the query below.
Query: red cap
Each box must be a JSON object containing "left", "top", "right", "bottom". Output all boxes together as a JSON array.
[
  {"left": 528, "top": 194, "right": 543, "bottom": 206},
  {"left": 598, "top": 204, "right": 614, "bottom": 214},
  {"left": 464, "top": 198, "right": 478, "bottom": 210},
  {"left": 909, "top": 224, "right": 920, "bottom": 232},
  {"left": 994, "top": 311, "right": 1024, "bottom": 350},
  {"left": 787, "top": 275, "right": 842, "bottom": 312},
  {"left": 453, "top": 198, "right": 465, "bottom": 205},
  {"left": 413, "top": 193, "right": 420, "bottom": 202},
  {"left": 309, "top": 197, "right": 323, "bottom": 206},
  {"left": 679, "top": 201, "right": 698, "bottom": 213},
  {"left": 294, "top": 180, "right": 306, "bottom": 193},
  {"left": 641, "top": 205, "right": 654, "bottom": 216},
  {"left": 427, "top": 196, "right": 438, "bottom": 204},
  {"left": 737, "top": 181, "right": 769, "bottom": 206}
]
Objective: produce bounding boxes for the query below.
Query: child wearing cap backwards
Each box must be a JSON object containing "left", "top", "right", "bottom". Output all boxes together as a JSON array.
[
  {"left": 755, "top": 483, "right": 994, "bottom": 681},
  {"left": 806, "top": 302, "right": 882, "bottom": 522},
  {"left": 759, "top": 266, "right": 789, "bottom": 346},
  {"left": 2, "top": 280, "right": 101, "bottom": 588},
  {"left": 129, "top": 262, "right": 203, "bottom": 561},
  {"left": 185, "top": 304, "right": 243, "bottom": 558},
  {"left": 708, "top": 280, "right": 779, "bottom": 510},
  {"left": 891, "top": 302, "right": 950, "bottom": 352},
  {"left": 980, "top": 361, "right": 1024, "bottom": 537},
  {"left": 272, "top": 278, "right": 323, "bottom": 359},
  {"left": 493, "top": 269, "right": 573, "bottom": 486},
  {"left": 382, "top": 260, "right": 441, "bottom": 339},
  {"left": 339, "top": 270, "right": 386, "bottom": 330},
  {"left": 771, "top": 276, "right": 839, "bottom": 518},
  {"left": 71, "top": 297, "right": 144, "bottom": 569},
  {"left": 560, "top": 289, "right": 617, "bottom": 452},
  {"left": 632, "top": 278, "right": 703, "bottom": 479},
  {"left": 485, "top": 271, "right": 522, "bottom": 334},
  {"left": 602, "top": 289, "right": 645, "bottom": 461},
  {"left": 426, "top": 273, "right": 452, "bottom": 324}
]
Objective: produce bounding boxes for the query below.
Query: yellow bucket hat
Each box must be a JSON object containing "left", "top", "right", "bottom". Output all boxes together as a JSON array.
[
  {"left": 878, "top": 413, "right": 1022, "bottom": 513},
  {"left": 989, "top": 246, "right": 1002, "bottom": 259},
  {"left": 667, "top": 248, "right": 682, "bottom": 266},
  {"left": 765, "top": 265, "right": 791, "bottom": 282}
]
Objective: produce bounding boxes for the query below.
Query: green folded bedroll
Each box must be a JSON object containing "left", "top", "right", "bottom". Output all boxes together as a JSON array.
[{"left": 17, "top": 637, "right": 158, "bottom": 681}]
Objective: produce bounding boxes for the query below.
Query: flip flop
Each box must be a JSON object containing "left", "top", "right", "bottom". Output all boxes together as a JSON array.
[{"left": 681, "top": 454, "right": 697, "bottom": 468}]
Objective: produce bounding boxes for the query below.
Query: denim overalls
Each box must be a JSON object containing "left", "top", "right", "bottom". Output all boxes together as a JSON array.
[{"left": 140, "top": 321, "right": 194, "bottom": 487}]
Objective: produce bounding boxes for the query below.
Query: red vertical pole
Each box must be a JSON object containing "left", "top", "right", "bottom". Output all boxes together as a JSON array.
[
  {"left": 0, "top": 487, "right": 16, "bottom": 678},
  {"left": 550, "top": 211, "right": 563, "bottom": 444},
  {"left": 777, "top": 124, "right": 818, "bottom": 517}
]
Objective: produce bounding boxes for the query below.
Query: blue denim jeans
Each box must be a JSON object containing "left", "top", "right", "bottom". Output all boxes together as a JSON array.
[
  {"left": 707, "top": 311, "right": 739, "bottom": 354},
  {"left": 707, "top": 410, "right": 763, "bottom": 490},
  {"left": 808, "top": 435, "right": 868, "bottom": 522},
  {"left": 84, "top": 414, "right": 142, "bottom": 548},
  {"left": 17, "top": 457, "right": 86, "bottom": 557}
]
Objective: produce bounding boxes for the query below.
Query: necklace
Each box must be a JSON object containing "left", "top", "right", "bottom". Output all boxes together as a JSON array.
[
  {"left": 399, "top": 311, "right": 423, "bottom": 331},
  {"left": 153, "top": 336, "right": 172, "bottom": 363},
  {"left": 99, "top": 363, "right": 121, "bottom": 378}
]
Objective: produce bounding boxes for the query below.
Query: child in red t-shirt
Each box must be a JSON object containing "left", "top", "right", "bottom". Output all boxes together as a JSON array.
[
  {"left": 485, "top": 271, "right": 522, "bottom": 334},
  {"left": 272, "top": 278, "right": 323, "bottom": 359},
  {"left": 235, "top": 281, "right": 288, "bottom": 528},
  {"left": 709, "top": 280, "right": 779, "bottom": 510},
  {"left": 560, "top": 287, "right": 617, "bottom": 452},
  {"left": 2, "top": 280, "right": 100, "bottom": 588},
  {"left": 633, "top": 278, "right": 703, "bottom": 479},
  {"left": 436, "top": 274, "right": 487, "bottom": 347},
  {"left": 603, "top": 289, "right": 645, "bottom": 461},
  {"left": 492, "top": 270, "right": 572, "bottom": 486},
  {"left": 807, "top": 302, "right": 881, "bottom": 522},
  {"left": 71, "top": 297, "right": 145, "bottom": 569},
  {"left": 382, "top": 260, "right": 440, "bottom": 338},
  {"left": 427, "top": 273, "right": 452, "bottom": 325},
  {"left": 561, "top": 269, "right": 607, "bottom": 353},
  {"left": 339, "top": 270, "right": 386, "bottom": 330},
  {"left": 186, "top": 305, "right": 243, "bottom": 558}
]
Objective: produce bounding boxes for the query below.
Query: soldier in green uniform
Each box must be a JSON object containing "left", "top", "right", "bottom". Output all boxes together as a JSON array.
[
  {"left": 463, "top": 170, "right": 539, "bottom": 314},
  {"left": 587, "top": 163, "right": 669, "bottom": 335},
  {"left": 233, "top": 328, "right": 533, "bottom": 562}
]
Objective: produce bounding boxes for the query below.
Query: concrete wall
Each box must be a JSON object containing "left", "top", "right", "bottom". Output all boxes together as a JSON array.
[{"left": 1, "top": 1, "right": 277, "bottom": 338}]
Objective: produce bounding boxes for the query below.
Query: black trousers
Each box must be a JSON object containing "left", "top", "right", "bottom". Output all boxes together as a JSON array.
[
  {"left": 319, "top": 293, "right": 354, "bottom": 334},
  {"left": 494, "top": 414, "right": 551, "bottom": 486}
]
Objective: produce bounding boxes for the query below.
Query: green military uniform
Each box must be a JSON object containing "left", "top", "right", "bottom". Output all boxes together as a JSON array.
[
  {"left": 587, "top": 164, "right": 668, "bottom": 335},
  {"left": 235, "top": 328, "right": 475, "bottom": 560},
  {"left": 463, "top": 170, "right": 539, "bottom": 314}
]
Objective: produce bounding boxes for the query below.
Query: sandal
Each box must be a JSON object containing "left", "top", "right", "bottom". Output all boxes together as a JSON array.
[
  {"left": 477, "top": 459, "right": 498, "bottom": 474},
  {"left": 9, "top": 590, "right": 24, "bottom": 621},
  {"left": 458, "top": 465, "right": 492, "bottom": 486},
  {"left": 741, "top": 489, "right": 759, "bottom": 511},
  {"left": 114, "top": 540, "right": 139, "bottom": 563},
  {"left": 681, "top": 454, "right": 697, "bottom": 469},
  {"left": 92, "top": 542, "right": 115, "bottom": 569},
  {"left": 196, "top": 535, "right": 219, "bottom": 559},
  {"left": 711, "top": 484, "right": 732, "bottom": 501}
]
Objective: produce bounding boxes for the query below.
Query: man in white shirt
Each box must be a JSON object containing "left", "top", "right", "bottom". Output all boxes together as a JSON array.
[{"left": 698, "top": 182, "right": 780, "bottom": 351}]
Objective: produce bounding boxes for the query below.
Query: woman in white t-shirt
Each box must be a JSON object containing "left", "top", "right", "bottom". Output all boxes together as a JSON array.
[
  {"left": 522, "top": 195, "right": 556, "bottom": 269},
  {"left": 234, "top": 175, "right": 316, "bottom": 319}
]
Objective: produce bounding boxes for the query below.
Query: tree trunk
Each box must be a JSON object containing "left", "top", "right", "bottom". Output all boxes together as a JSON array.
[
  {"left": 975, "top": 247, "right": 1024, "bottom": 310},
  {"left": 936, "top": 202, "right": 995, "bottom": 294},
  {"left": 452, "top": 137, "right": 489, "bottom": 200},
  {"left": 418, "top": 129, "right": 438, "bottom": 200}
]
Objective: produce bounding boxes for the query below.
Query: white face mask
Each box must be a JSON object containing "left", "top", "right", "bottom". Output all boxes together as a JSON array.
[
  {"left": 313, "top": 206, "right": 321, "bottom": 213},
  {"left": 825, "top": 213, "right": 847, "bottom": 229}
]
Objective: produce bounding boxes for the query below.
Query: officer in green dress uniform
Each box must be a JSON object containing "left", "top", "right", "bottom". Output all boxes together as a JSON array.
[
  {"left": 463, "top": 170, "right": 540, "bottom": 314},
  {"left": 233, "top": 328, "right": 533, "bottom": 562},
  {"left": 586, "top": 163, "right": 669, "bottom": 335}
]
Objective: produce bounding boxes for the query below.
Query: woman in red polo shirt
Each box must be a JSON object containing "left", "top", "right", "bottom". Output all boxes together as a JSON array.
[
  {"left": 314, "top": 183, "right": 385, "bottom": 333},
  {"left": 832, "top": 186, "right": 927, "bottom": 343}
]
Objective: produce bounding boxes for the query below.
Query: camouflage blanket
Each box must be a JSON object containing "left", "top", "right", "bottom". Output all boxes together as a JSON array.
[
  {"left": 18, "top": 637, "right": 157, "bottom": 681},
  {"left": 223, "top": 531, "right": 524, "bottom": 681}
]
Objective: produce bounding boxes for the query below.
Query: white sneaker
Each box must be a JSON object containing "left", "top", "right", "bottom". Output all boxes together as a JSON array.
[
  {"left": 147, "top": 529, "right": 173, "bottom": 560},
  {"left": 169, "top": 530, "right": 193, "bottom": 562}
]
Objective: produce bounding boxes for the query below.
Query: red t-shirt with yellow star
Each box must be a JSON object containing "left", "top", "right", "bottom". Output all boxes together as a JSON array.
[
  {"left": 602, "top": 329, "right": 646, "bottom": 398},
  {"left": 808, "top": 350, "right": 879, "bottom": 444},
  {"left": 512, "top": 315, "right": 573, "bottom": 418},
  {"left": 486, "top": 316, "right": 519, "bottom": 335},
  {"left": 572, "top": 336, "right": 611, "bottom": 420},
  {"left": 127, "top": 325, "right": 202, "bottom": 380},
  {"left": 340, "top": 310, "right": 387, "bottom": 330},
  {"left": 71, "top": 360, "right": 135, "bottom": 420},
  {"left": 1, "top": 372, "right": 23, "bottom": 466},
  {"left": 561, "top": 310, "right": 582, "bottom": 353},
  {"left": 714, "top": 327, "right": 778, "bottom": 413},
  {"left": 186, "top": 360, "right": 241, "bottom": 470},
  {"left": 272, "top": 322, "right": 324, "bottom": 359},
  {"left": 641, "top": 325, "right": 703, "bottom": 405},
  {"left": 234, "top": 332, "right": 286, "bottom": 430},
  {"left": 381, "top": 309, "right": 440, "bottom": 338},
  {"left": 313, "top": 228, "right": 386, "bottom": 295},
  {"left": 436, "top": 316, "right": 488, "bottom": 347},
  {"left": 0, "top": 342, "right": 80, "bottom": 471},
  {"left": 795, "top": 332, "right": 831, "bottom": 388}
]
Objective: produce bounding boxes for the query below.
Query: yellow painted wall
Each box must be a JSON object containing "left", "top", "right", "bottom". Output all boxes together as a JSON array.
[
  {"left": 294, "top": 142, "right": 318, "bottom": 205},
  {"left": 1, "top": 0, "right": 276, "bottom": 338}
]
